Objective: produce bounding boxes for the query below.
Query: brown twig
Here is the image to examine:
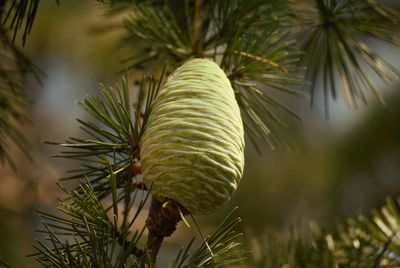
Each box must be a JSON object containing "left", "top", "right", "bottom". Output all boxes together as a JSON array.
[
  {"left": 116, "top": 231, "right": 144, "bottom": 259},
  {"left": 130, "top": 160, "right": 148, "bottom": 192},
  {"left": 131, "top": 160, "right": 142, "bottom": 175},
  {"left": 193, "top": 0, "right": 202, "bottom": 57},
  {"left": 233, "top": 50, "right": 288, "bottom": 73},
  {"left": 145, "top": 198, "right": 189, "bottom": 265}
]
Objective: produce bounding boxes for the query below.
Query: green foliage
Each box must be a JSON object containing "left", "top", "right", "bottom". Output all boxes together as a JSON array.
[
  {"left": 0, "top": 64, "right": 30, "bottom": 168},
  {"left": 248, "top": 222, "right": 336, "bottom": 267},
  {"left": 116, "top": 0, "right": 400, "bottom": 133},
  {"left": 0, "top": 259, "right": 12, "bottom": 268},
  {"left": 0, "top": 30, "right": 41, "bottom": 168},
  {"left": 31, "top": 178, "right": 149, "bottom": 267},
  {"left": 31, "top": 178, "right": 244, "bottom": 267},
  {"left": 1, "top": 1, "right": 399, "bottom": 267},
  {"left": 38, "top": 74, "right": 246, "bottom": 267},
  {"left": 47, "top": 72, "right": 162, "bottom": 199},
  {"left": 119, "top": 1, "right": 307, "bottom": 149},
  {"left": 0, "top": 0, "right": 43, "bottom": 167},
  {"left": 249, "top": 196, "right": 400, "bottom": 267},
  {"left": 174, "top": 210, "right": 246, "bottom": 268},
  {"left": 292, "top": 0, "right": 400, "bottom": 115},
  {"left": 221, "top": 33, "right": 305, "bottom": 150},
  {"left": 1, "top": 0, "right": 41, "bottom": 46}
]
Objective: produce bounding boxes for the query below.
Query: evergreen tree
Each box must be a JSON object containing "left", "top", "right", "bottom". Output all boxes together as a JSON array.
[{"left": 1, "top": 0, "right": 400, "bottom": 267}]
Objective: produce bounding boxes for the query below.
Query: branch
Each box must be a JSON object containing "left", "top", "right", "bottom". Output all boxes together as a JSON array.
[
  {"left": 146, "top": 198, "right": 189, "bottom": 264},
  {"left": 233, "top": 50, "right": 288, "bottom": 74},
  {"left": 116, "top": 231, "right": 144, "bottom": 259},
  {"left": 193, "top": 0, "right": 202, "bottom": 56}
]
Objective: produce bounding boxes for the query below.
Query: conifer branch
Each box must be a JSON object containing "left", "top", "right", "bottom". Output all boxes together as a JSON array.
[
  {"left": 0, "top": 0, "right": 52, "bottom": 46},
  {"left": 0, "top": 28, "right": 43, "bottom": 167},
  {"left": 3, "top": 1, "right": 397, "bottom": 267},
  {"left": 0, "top": 1, "right": 44, "bottom": 167},
  {"left": 119, "top": 1, "right": 306, "bottom": 150},
  {"left": 250, "top": 196, "right": 400, "bottom": 267},
  {"left": 37, "top": 70, "right": 246, "bottom": 266},
  {"left": 291, "top": 0, "right": 400, "bottom": 116}
]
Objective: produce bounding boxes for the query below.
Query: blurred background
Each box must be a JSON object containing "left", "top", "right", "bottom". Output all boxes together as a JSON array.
[{"left": 0, "top": 1, "right": 400, "bottom": 266}]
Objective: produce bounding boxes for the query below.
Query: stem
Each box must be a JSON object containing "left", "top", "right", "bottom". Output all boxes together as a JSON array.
[
  {"left": 116, "top": 232, "right": 144, "bottom": 259},
  {"left": 146, "top": 232, "right": 164, "bottom": 264},
  {"left": 145, "top": 198, "right": 189, "bottom": 265},
  {"left": 193, "top": 0, "right": 202, "bottom": 56}
]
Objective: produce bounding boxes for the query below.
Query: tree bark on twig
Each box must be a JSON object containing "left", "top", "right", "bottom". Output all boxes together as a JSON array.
[{"left": 145, "top": 198, "right": 189, "bottom": 265}]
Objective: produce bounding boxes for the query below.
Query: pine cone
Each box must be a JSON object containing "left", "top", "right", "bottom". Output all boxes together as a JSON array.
[{"left": 141, "top": 58, "right": 244, "bottom": 215}]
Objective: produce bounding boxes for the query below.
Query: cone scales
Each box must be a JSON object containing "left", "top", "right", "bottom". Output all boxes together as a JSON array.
[{"left": 141, "top": 58, "right": 244, "bottom": 215}]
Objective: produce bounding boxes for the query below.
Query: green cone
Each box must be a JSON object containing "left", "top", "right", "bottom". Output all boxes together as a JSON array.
[{"left": 141, "top": 58, "right": 244, "bottom": 215}]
